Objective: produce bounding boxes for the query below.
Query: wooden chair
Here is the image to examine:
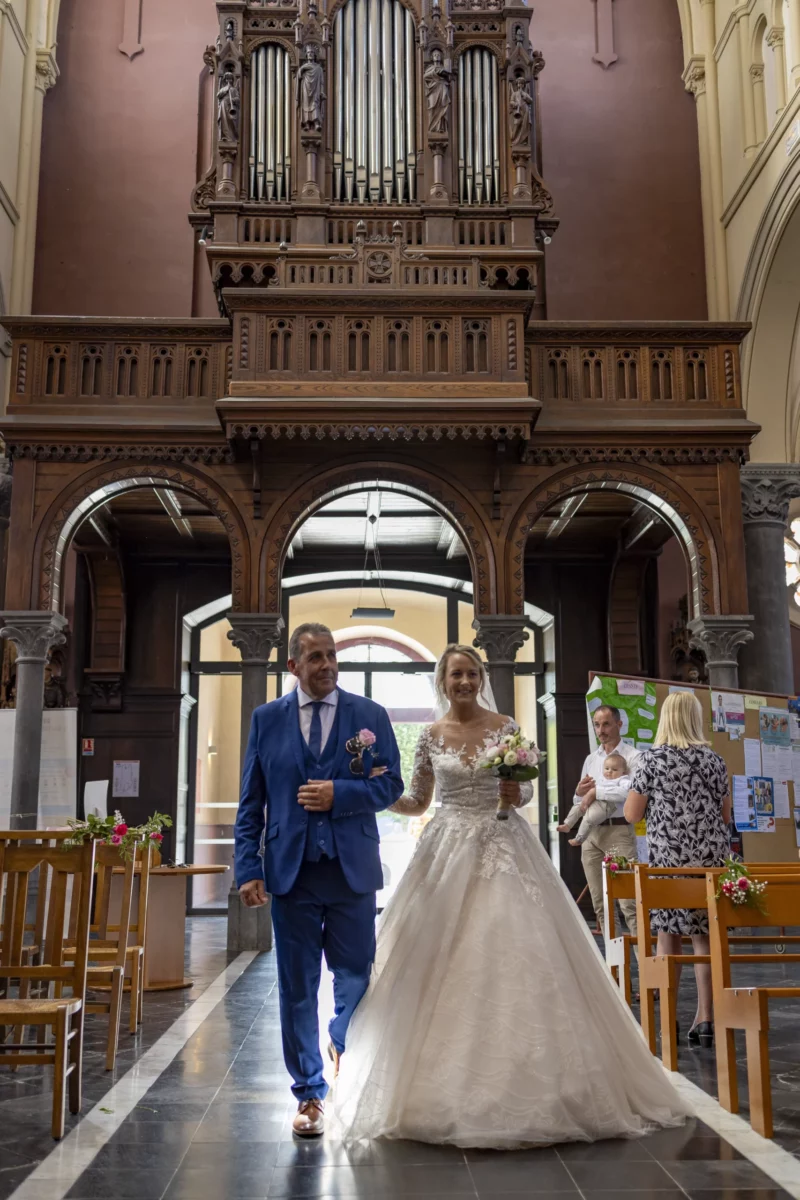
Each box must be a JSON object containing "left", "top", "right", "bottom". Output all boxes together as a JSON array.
[
  {"left": 707, "top": 871, "right": 800, "bottom": 1138},
  {"left": 635, "top": 863, "right": 800, "bottom": 1072},
  {"left": 0, "top": 839, "right": 95, "bottom": 1138},
  {"left": 64, "top": 840, "right": 153, "bottom": 1066},
  {"left": 603, "top": 865, "right": 638, "bottom": 1007}
]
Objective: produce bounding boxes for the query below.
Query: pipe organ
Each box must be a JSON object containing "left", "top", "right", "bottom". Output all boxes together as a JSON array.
[
  {"left": 332, "top": 0, "right": 417, "bottom": 203},
  {"left": 249, "top": 43, "right": 292, "bottom": 202},
  {"left": 458, "top": 47, "right": 500, "bottom": 206}
]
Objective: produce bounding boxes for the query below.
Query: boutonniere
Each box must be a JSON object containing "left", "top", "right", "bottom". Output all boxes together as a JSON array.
[{"left": 345, "top": 728, "right": 377, "bottom": 776}]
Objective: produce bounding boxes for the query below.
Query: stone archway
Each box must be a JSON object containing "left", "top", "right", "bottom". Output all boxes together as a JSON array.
[
  {"left": 32, "top": 462, "right": 251, "bottom": 612},
  {"left": 259, "top": 460, "right": 498, "bottom": 614},
  {"left": 504, "top": 463, "right": 722, "bottom": 620}
]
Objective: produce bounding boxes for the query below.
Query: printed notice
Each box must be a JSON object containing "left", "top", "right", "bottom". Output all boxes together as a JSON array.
[
  {"left": 112, "top": 760, "right": 140, "bottom": 799},
  {"left": 711, "top": 692, "right": 745, "bottom": 740},
  {"left": 794, "top": 808, "right": 800, "bottom": 849},
  {"left": 753, "top": 776, "right": 776, "bottom": 832},
  {"left": 746, "top": 695, "right": 768, "bottom": 710},
  {"left": 732, "top": 775, "right": 758, "bottom": 832},
  {"left": 744, "top": 738, "right": 762, "bottom": 777},
  {"left": 617, "top": 679, "right": 645, "bottom": 696},
  {"left": 774, "top": 781, "right": 791, "bottom": 820}
]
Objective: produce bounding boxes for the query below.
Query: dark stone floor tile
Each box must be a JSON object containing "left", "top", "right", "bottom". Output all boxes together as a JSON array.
[
  {"left": 65, "top": 1166, "right": 176, "bottom": 1198},
  {"left": 467, "top": 1161, "right": 576, "bottom": 1193},
  {"left": 639, "top": 1125, "right": 741, "bottom": 1160},
  {"left": 268, "top": 1164, "right": 477, "bottom": 1197},
  {"left": 464, "top": 1148, "right": 558, "bottom": 1164},
  {"left": 124, "top": 1100, "right": 212, "bottom": 1123},
  {"left": 660, "top": 1160, "right": 784, "bottom": 1191},
  {"left": 108, "top": 1120, "right": 200, "bottom": 1145},
  {"left": 181, "top": 1140, "right": 282, "bottom": 1170},
  {"left": 578, "top": 1193, "right": 685, "bottom": 1200},
  {"left": 565, "top": 1160, "right": 676, "bottom": 1192},
  {"left": 680, "top": 1191, "right": 793, "bottom": 1200},
  {"left": 87, "top": 1139, "right": 191, "bottom": 1169},
  {"left": 276, "top": 1141, "right": 376, "bottom": 1168},
  {"left": 556, "top": 1138, "right": 656, "bottom": 1162}
]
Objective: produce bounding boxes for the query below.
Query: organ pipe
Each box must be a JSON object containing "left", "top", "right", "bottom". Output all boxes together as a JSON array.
[
  {"left": 333, "top": 0, "right": 417, "bottom": 203},
  {"left": 249, "top": 43, "right": 291, "bottom": 202},
  {"left": 458, "top": 46, "right": 500, "bottom": 206}
]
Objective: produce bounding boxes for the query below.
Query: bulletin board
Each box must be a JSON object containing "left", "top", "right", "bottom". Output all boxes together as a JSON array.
[{"left": 587, "top": 673, "right": 800, "bottom": 864}]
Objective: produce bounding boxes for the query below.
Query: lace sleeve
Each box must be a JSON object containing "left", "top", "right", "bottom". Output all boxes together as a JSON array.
[
  {"left": 517, "top": 780, "right": 533, "bottom": 809},
  {"left": 390, "top": 729, "right": 435, "bottom": 815}
]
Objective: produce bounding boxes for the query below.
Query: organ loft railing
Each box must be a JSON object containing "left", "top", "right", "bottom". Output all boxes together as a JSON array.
[{"left": 191, "top": 0, "right": 557, "bottom": 313}]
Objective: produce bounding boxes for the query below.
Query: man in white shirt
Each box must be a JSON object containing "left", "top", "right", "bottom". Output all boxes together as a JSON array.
[{"left": 572, "top": 705, "right": 639, "bottom": 935}]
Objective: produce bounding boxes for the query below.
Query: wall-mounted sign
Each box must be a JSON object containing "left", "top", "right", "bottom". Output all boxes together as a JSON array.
[{"left": 81, "top": 738, "right": 95, "bottom": 757}]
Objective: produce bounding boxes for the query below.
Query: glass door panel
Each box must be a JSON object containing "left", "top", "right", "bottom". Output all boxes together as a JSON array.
[{"left": 192, "top": 673, "right": 242, "bottom": 909}]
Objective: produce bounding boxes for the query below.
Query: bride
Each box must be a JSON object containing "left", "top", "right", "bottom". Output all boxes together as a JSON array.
[{"left": 333, "top": 644, "right": 689, "bottom": 1149}]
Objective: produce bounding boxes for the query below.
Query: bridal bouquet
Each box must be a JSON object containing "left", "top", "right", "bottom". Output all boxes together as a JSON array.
[{"left": 477, "top": 730, "right": 542, "bottom": 821}]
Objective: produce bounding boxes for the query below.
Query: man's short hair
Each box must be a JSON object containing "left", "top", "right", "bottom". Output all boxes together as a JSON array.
[
  {"left": 594, "top": 704, "right": 622, "bottom": 723},
  {"left": 288, "top": 622, "right": 334, "bottom": 662}
]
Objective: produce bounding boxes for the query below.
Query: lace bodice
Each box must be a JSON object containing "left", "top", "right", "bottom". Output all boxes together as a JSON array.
[{"left": 393, "top": 723, "right": 533, "bottom": 815}]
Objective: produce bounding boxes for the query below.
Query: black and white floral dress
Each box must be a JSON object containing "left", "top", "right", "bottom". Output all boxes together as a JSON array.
[{"left": 630, "top": 744, "right": 729, "bottom": 936}]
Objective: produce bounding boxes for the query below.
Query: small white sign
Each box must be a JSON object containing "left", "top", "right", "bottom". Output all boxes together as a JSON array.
[
  {"left": 616, "top": 679, "right": 645, "bottom": 696},
  {"left": 84, "top": 779, "right": 109, "bottom": 820},
  {"left": 112, "top": 760, "right": 140, "bottom": 799}
]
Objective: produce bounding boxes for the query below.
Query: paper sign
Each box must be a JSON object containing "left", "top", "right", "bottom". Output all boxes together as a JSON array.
[
  {"left": 84, "top": 779, "right": 108, "bottom": 820},
  {"left": 711, "top": 692, "right": 745, "bottom": 738},
  {"left": 746, "top": 695, "right": 768, "bottom": 710},
  {"left": 774, "top": 781, "right": 791, "bottom": 820},
  {"left": 753, "top": 776, "right": 776, "bottom": 832},
  {"left": 744, "top": 738, "right": 762, "bottom": 777},
  {"left": 82, "top": 738, "right": 95, "bottom": 757},
  {"left": 732, "top": 775, "right": 758, "bottom": 832},
  {"left": 112, "top": 760, "right": 140, "bottom": 799},
  {"left": 617, "top": 679, "right": 645, "bottom": 696},
  {"left": 792, "top": 744, "right": 800, "bottom": 793},
  {"left": 669, "top": 685, "right": 695, "bottom": 695},
  {"left": 762, "top": 742, "right": 793, "bottom": 784},
  {"left": 794, "top": 809, "right": 800, "bottom": 849}
]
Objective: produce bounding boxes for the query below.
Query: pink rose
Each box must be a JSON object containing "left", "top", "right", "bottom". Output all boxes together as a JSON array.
[
  {"left": 608, "top": 863, "right": 619, "bottom": 873},
  {"left": 111, "top": 834, "right": 123, "bottom": 845},
  {"left": 737, "top": 876, "right": 750, "bottom": 891},
  {"left": 358, "top": 729, "right": 377, "bottom": 747},
  {"left": 150, "top": 832, "right": 163, "bottom": 842},
  {"left": 113, "top": 822, "right": 128, "bottom": 836},
  {"left": 515, "top": 748, "right": 528, "bottom": 765}
]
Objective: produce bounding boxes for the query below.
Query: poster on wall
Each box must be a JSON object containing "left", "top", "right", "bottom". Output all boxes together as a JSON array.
[
  {"left": 112, "top": 761, "right": 140, "bottom": 799},
  {"left": 710, "top": 692, "right": 745, "bottom": 739},
  {"left": 586, "top": 675, "right": 657, "bottom": 750},
  {"left": 759, "top": 707, "right": 793, "bottom": 786},
  {"left": 0, "top": 709, "right": 78, "bottom": 827}
]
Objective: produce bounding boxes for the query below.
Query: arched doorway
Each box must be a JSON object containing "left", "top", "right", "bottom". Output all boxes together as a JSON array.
[{"left": 187, "top": 484, "right": 544, "bottom": 910}]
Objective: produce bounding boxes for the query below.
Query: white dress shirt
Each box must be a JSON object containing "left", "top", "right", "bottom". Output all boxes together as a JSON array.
[
  {"left": 296, "top": 685, "right": 339, "bottom": 753},
  {"left": 575, "top": 741, "right": 640, "bottom": 819}
]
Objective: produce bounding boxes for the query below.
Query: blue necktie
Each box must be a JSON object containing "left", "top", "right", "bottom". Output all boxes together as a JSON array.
[{"left": 308, "top": 701, "right": 323, "bottom": 761}]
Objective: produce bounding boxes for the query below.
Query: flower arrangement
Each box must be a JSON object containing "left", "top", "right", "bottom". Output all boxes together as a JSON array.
[
  {"left": 602, "top": 851, "right": 636, "bottom": 873},
  {"left": 477, "top": 729, "right": 543, "bottom": 821},
  {"left": 345, "top": 728, "right": 377, "bottom": 777},
  {"left": 715, "top": 858, "right": 768, "bottom": 913},
  {"left": 62, "top": 810, "right": 172, "bottom": 861}
]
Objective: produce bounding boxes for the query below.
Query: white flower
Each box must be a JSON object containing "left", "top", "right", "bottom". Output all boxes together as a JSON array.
[
  {"left": 485, "top": 745, "right": 500, "bottom": 759},
  {"left": 502, "top": 734, "right": 515, "bottom": 746},
  {"left": 504, "top": 751, "right": 518, "bottom": 766}
]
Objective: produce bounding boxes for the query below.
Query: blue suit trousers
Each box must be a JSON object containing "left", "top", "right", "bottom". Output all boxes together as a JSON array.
[{"left": 270, "top": 856, "right": 376, "bottom": 1101}]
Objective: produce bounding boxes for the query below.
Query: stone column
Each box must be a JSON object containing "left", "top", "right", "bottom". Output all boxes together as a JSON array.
[
  {"left": 688, "top": 616, "right": 754, "bottom": 690},
  {"left": 225, "top": 612, "right": 285, "bottom": 952},
  {"left": 471, "top": 615, "right": 529, "bottom": 719},
  {"left": 0, "top": 611, "right": 68, "bottom": 827},
  {"left": 738, "top": 464, "right": 800, "bottom": 694}
]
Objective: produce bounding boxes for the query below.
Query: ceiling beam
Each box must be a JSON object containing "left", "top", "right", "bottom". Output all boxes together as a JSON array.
[
  {"left": 545, "top": 494, "right": 588, "bottom": 539},
  {"left": 156, "top": 488, "right": 193, "bottom": 539},
  {"left": 621, "top": 503, "right": 666, "bottom": 552}
]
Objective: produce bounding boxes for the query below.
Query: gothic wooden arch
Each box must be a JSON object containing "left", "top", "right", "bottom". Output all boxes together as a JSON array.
[
  {"left": 504, "top": 463, "right": 723, "bottom": 620},
  {"left": 32, "top": 462, "right": 251, "bottom": 612},
  {"left": 259, "top": 459, "right": 497, "bottom": 614}
]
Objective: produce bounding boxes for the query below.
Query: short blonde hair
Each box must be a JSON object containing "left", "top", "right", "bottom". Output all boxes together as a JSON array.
[{"left": 653, "top": 691, "right": 709, "bottom": 749}]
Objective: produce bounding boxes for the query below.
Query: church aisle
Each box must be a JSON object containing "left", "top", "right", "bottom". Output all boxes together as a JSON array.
[{"left": 1, "top": 920, "right": 795, "bottom": 1200}]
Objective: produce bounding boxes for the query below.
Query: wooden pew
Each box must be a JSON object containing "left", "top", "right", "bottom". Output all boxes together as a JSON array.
[
  {"left": 603, "top": 865, "right": 638, "bottom": 1007},
  {"left": 707, "top": 871, "right": 800, "bottom": 1138}
]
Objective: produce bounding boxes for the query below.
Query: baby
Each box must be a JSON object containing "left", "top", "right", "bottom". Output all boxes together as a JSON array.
[{"left": 557, "top": 752, "right": 631, "bottom": 847}]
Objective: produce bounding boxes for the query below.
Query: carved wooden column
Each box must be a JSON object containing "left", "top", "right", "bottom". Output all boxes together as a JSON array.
[
  {"left": 0, "top": 612, "right": 68, "bottom": 827},
  {"left": 225, "top": 612, "right": 286, "bottom": 952},
  {"left": 688, "top": 616, "right": 754, "bottom": 690},
  {"left": 472, "top": 615, "right": 529, "bottom": 719},
  {"left": 738, "top": 465, "right": 800, "bottom": 694}
]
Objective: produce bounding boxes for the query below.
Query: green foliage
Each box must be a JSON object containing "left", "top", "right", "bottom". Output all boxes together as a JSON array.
[{"left": 62, "top": 810, "right": 173, "bottom": 861}]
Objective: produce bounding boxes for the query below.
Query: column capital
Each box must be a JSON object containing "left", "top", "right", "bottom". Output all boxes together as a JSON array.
[
  {"left": 471, "top": 614, "right": 529, "bottom": 664},
  {"left": 0, "top": 611, "right": 68, "bottom": 664},
  {"left": 688, "top": 615, "right": 754, "bottom": 670},
  {"left": 741, "top": 463, "right": 800, "bottom": 525},
  {"left": 682, "top": 55, "right": 706, "bottom": 97},
  {"left": 227, "top": 612, "right": 285, "bottom": 664},
  {"left": 34, "top": 47, "right": 59, "bottom": 94}
]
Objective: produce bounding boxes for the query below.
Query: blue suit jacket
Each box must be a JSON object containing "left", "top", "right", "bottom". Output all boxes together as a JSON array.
[{"left": 234, "top": 687, "right": 404, "bottom": 896}]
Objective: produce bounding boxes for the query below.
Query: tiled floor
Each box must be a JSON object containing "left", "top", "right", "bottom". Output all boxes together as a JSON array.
[{"left": 1, "top": 918, "right": 800, "bottom": 1200}]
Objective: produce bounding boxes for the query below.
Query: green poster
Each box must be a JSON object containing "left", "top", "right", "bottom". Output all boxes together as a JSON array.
[{"left": 586, "top": 675, "right": 658, "bottom": 750}]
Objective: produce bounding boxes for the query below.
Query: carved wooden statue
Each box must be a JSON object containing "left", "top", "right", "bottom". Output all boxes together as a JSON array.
[
  {"left": 297, "top": 45, "right": 325, "bottom": 131},
  {"left": 424, "top": 49, "right": 452, "bottom": 136},
  {"left": 217, "top": 68, "right": 240, "bottom": 143},
  {"left": 509, "top": 75, "right": 532, "bottom": 150}
]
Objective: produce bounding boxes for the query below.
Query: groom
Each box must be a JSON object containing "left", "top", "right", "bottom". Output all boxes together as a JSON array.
[{"left": 234, "top": 622, "right": 403, "bottom": 1137}]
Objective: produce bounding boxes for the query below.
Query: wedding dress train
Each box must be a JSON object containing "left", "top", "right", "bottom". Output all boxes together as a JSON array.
[{"left": 333, "top": 726, "right": 689, "bottom": 1149}]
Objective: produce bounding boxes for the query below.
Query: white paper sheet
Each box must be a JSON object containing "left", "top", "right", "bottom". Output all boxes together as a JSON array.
[
  {"left": 84, "top": 779, "right": 109, "bottom": 820},
  {"left": 774, "top": 781, "right": 791, "bottom": 820},
  {"left": 744, "top": 738, "right": 762, "bottom": 776},
  {"left": 112, "top": 760, "right": 140, "bottom": 799}
]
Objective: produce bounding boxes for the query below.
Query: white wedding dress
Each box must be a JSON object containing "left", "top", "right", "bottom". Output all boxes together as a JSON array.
[{"left": 333, "top": 724, "right": 690, "bottom": 1149}]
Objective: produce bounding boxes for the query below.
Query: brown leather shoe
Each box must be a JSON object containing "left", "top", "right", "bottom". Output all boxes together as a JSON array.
[
  {"left": 293, "top": 1098, "right": 325, "bottom": 1137},
  {"left": 328, "top": 1041, "right": 341, "bottom": 1078}
]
